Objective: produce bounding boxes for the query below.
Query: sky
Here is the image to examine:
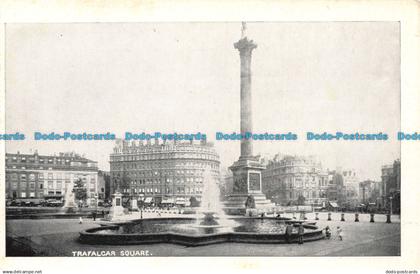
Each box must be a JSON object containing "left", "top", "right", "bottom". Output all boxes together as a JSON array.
[{"left": 5, "top": 22, "right": 400, "bottom": 181}]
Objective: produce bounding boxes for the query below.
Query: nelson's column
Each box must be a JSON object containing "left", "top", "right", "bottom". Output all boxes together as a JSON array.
[{"left": 224, "top": 23, "right": 275, "bottom": 215}]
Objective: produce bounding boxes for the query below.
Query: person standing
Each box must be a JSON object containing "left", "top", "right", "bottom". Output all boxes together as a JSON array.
[
  {"left": 325, "top": 226, "right": 331, "bottom": 239},
  {"left": 337, "top": 226, "right": 343, "bottom": 241},
  {"left": 298, "top": 224, "right": 304, "bottom": 244},
  {"left": 285, "top": 224, "right": 293, "bottom": 244}
]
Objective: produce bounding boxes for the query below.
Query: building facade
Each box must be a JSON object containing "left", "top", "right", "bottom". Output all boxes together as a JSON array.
[
  {"left": 261, "top": 155, "right": 329, "bottom": 206},
  {"left": 5, "top": 151, "right": 99, "bottom": 205},
  {"left": 341, "top": 169, "right": 359, "bottom": 208},
  {"left": 109, "top": 139, "right": 220, "bottom": 206},
  {"left": 326, "top": 171, "right": 339, "bottom": 202},
  {"left": 359, "top": 180, "right": 379, "bottom": 204},
  {"left": 97, "top": 170, "right": 111, "bottom": 201},
  {"left": 325, "top": 168, "right": 359, "bottom": 209},
  {"left": 381, "top": 159, "right": 401, "bottom": 213}
]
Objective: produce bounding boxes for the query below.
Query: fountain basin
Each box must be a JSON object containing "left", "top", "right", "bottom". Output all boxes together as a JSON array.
[{"left": 79, "top": 217, "right": 324, "bottom": 246}]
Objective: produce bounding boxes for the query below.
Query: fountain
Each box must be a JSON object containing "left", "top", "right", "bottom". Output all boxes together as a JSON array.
[
  {"left": 79, "top": 169, "right": 325, "bottom": 246},
  {"left": 79, "top": 171, "right": 324, "bottom": 245},
  {"left": 62, "top": 182, "right": 78, "bottom": 213},
  {"left": 194, "top": 169, "right": 237, "bottom": 231}
]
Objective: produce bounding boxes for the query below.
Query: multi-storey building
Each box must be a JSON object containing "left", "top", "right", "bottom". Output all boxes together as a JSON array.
[
  {"left": 381, "top": 159, "right": 401, "bottom": 213},
  {"left": 359, "top": 180, "right": 377, "bottom": 204},
  {"left": 109, "top": 139, "right": 220, "bottom": 206},
  {"left": 97, "top": 170, "right": 111, "bottom": 201},
  {"left": 326, "top": 170, "right": 340, "bottom": 201},
  {"left": 261, "top": 155, "right": 329, "bottom": 206},
  {"left": 325, "top": 168, "right": 359, "bottom": 209},
  {"left": 341, "top": 169, "right": 359, "bottom": 208},
  {"left": 5, "top": 151, "right": 99, "bottom": 205}
]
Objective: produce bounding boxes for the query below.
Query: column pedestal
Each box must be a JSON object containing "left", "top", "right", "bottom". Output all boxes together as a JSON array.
[
  {"left": 107, "top": 192, "right": 125, "bottom": 221},
  {"left": 224, "top": 156, "right": 275, "bottom": 215}
]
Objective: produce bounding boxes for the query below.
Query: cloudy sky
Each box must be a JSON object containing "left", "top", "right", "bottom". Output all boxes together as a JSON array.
[{"left": 5, "top": 22, "right": 400, "bottom": 181}]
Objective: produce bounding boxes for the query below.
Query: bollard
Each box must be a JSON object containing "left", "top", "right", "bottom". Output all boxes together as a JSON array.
[
  {"left": 386, "top": 213, "right": 391, "bottom": 223},
  {"left": 370, "top": 213, "right": 375, "bottom": 223},
  {"left": 315, "top": 212, "right": 319, "bottom": 220},
  {"left": 355, "top": 213, "right": 359, "bottom": 222},
  {"left": 341, "top": 213, "right": 345, "bottom": 222},
  {"left": 327, "top": 212, "right": 332, "bottom": 221}
]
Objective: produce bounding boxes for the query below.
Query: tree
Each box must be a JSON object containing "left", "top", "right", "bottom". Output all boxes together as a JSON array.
[
  {"left": 297, "top": 195, "right": 306, "bottom": 206},
  {"left": 189, "top": 196, "right": 200, "bottom": 207},
  {"left": 73, "top": 178, "right": 87, "bottom": 203}
]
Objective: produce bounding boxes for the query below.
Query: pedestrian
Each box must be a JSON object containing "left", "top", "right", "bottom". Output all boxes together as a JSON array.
[
  {"left": 298, "top": 224, "right": 304, "bottom": 245},
  {"left": 285, "top": 224, "right": 293, "bottom": 244},
  {"left": 92, "top": 211, "right": 97, "bottom": 221},
  {"left": 79, "top": 217, "right": 83, "bottom": 224},
  {"left": 325, "top": 226, "right": 331, "bottom": 239},
  {"left": 337, "top": 226, "right": 343, "bottom": 241}
]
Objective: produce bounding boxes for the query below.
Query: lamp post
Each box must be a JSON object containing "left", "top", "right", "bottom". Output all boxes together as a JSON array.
[
  {"left": 389, "top": 196, "right": 393, "bottom": 215},
  {"left": 386, "top": 196, "right": 393, "bottom": 223}
]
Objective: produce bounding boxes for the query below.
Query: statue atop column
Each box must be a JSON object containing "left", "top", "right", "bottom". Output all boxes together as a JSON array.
[{"left": 241, "top": 22, "right": 247, "bottom": 38}]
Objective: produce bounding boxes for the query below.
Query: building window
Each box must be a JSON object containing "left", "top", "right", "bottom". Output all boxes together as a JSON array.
[
  {"left": 30, "top": 192, "right": 35, "bottom": 198},
  {"left": 21, "top": 192, "right": 26, "bottom": 198},
  {"left": 48, "top": 181, "right": 54, "bottom": 189}
]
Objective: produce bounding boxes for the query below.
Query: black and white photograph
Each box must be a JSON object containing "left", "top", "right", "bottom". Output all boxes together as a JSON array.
[{"left": 4, "top": 21, "right": 401, "bottom": 256}]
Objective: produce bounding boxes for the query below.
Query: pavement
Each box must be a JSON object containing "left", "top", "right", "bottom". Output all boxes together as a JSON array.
[{"left": 5, "top": 212, "right": 400, "bottom": 256}]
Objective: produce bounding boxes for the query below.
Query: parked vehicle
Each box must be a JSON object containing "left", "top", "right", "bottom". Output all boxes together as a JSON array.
[
  {"left": 102, "top": 202, "right": 112, "bottom": 208},
  {"left": 7, "top": 200, "right": 22, "bottom": 206},
  {"left": 46, "top": 200, "right": 63, "bottom": 207}
]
